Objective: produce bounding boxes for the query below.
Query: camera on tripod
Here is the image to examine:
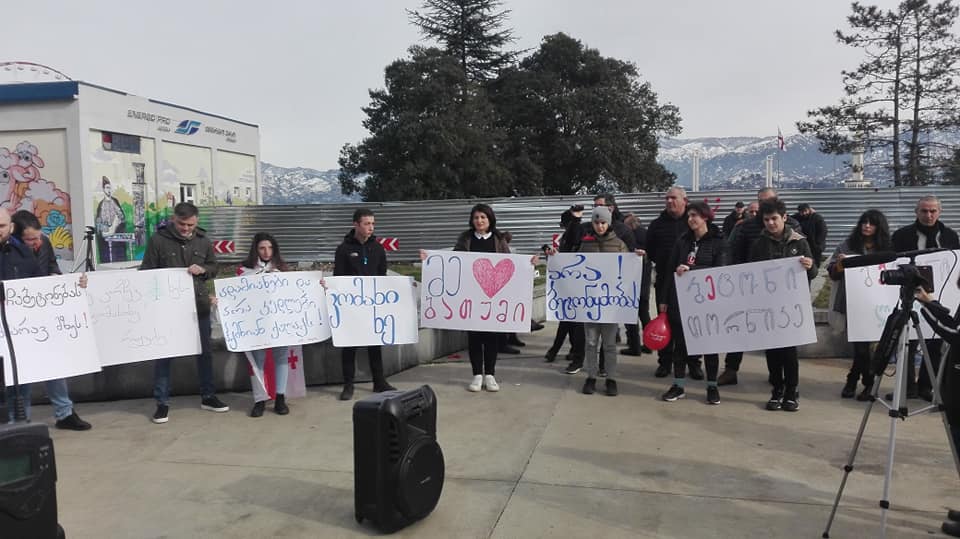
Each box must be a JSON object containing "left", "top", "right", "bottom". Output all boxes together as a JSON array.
[{"left": 879, "top": 263, "right": 934, "bottom": 293}]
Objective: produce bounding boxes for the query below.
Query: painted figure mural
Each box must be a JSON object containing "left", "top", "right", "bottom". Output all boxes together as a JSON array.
[{"left": 0, "top": 134, "right": 73, "bottom": 264}]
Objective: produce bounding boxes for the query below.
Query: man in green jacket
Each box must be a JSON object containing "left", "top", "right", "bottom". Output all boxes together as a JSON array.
[{"left": 140, "top": 202, "right": 228, "bottom": 424}]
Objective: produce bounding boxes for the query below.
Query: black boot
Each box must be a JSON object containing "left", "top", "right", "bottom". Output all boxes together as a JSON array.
[
  {"left": 841, "top": 375, "right": 857, "bottom": 399},
  {"left": 274, "top": 394, "right": 289, "bottom": 415},
  {"left": 339, "top": 384, "right": 354, "bottom": 401},
  {"left": 250, "top": 401, "right": 266, "bottom": 417}
]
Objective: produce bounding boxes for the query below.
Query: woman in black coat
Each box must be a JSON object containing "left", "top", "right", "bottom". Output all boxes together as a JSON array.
[{"left": 658, "top": 201, "right": 727, "bottom": 405}]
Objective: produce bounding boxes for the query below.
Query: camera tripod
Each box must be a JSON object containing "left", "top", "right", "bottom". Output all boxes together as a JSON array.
[{"left": 823, "top": 283, "right": 951, "bottom": 538}]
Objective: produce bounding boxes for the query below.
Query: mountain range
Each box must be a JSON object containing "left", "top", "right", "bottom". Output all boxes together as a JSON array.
[{"left": 261, "top": 133, "right": 958, "bottom": 203}]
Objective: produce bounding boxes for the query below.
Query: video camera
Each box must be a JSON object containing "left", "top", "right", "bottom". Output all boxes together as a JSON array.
[{"left": 879, "top": 264, "right": 934, "bottom": 293}]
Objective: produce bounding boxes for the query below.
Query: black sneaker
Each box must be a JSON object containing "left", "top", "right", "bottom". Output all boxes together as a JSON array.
[
  {"left": 688, "top": 363, "right": 704, "bottom": 381},
  {"left": 55, "top": 412, "right": 92, "bottom": 431},
  {"left": 640, "top": 346, "right": 652, "bottom": 354},
  {"left": 620, "top": 348, "right": 642, "bottom": 356},
  {"left": 706, "top": 386, "right": 720, "bottom": 405},
  {"left": 782, "top": 388, "right": 799, "bottom": 412},
  {"left": 841, "top": 379, "right": 857, "bottom": 399},
  {"left": 152, "top": 404, "right": 169, "bottom": 424},
  {"left": 373, "top": 382, "right": 397, "bottom": 393},
  {"left": 605, "top": 379, "right": 618, "bottom": 397},
  {"left": 250, "top": 401, "right": 266, "bottom": 418},
  {"left": 565, "top": 362, "right": 583, "bottom": 375},
  {"left": 582, "top": 378, "right": 597, "bottom": 395},
  {"left": 856, "top": 386, "right": 873, "bottom": 401},
  {"left": 339, "top": 384, "right": 355, "bottom": 401},
  {"left": 717, "top": 370, "right": 738, "bottom": 386},
  {"left": 662, "top": 384, "right": 685, "bottom": 402},
  {"left": 545, "top": 349, "right": 558, "bottom": 363},
  {"left": 598, "top": 369, "right": 608, "bottom": 378},
  {"left": 766, "top": 387, "right": 784, "bottom": 411},
  {"left": 201, "top": 396, "right": 230, "bottom": 413},
  {"left": 654, "top": 364, "right": 671, "bottom": 378},
  {"left": 507, "top": 336, "right": 526, "bottom": 347},
  {"left": 274, "top": 394, "right": 289, "bottom": 415}
]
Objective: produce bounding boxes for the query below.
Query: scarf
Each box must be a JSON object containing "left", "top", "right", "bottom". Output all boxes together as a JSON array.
[{"left": 916, "top": 221, "right": 941, "bottom": 249}]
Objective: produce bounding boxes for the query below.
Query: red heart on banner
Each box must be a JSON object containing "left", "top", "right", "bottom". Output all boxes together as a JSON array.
[{"left": 473, "top": 258, "right": 515, "bottom": 298}]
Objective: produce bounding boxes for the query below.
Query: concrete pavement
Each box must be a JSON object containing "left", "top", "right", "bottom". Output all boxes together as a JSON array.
[{"left": 35, "top": 323, "right": 959, "bottom": 538}]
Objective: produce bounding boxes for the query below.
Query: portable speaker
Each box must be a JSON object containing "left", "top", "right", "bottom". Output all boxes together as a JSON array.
[{"left": 353, "top": 385, "right": 444, "bottom": 532}]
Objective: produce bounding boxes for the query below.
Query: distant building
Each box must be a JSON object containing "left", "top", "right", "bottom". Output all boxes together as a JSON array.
[
  {"left": 0, "top": 62, "right": 261, "bottom": 267},
  {"left": 843, "top": 142, "right": 872, "bottom": 189}
]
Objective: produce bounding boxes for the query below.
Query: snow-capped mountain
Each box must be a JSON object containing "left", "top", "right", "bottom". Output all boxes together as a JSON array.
[
  {"left": 260, "top": 162, "right": 360, "bottom": 204},
  {"left": 658, "top": 134, "right": 850, "bottom": 189}
]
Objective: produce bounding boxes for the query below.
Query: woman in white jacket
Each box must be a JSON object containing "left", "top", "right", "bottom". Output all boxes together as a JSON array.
[{"left": 238, "top": 232, "right": 292, "bottom": 417}]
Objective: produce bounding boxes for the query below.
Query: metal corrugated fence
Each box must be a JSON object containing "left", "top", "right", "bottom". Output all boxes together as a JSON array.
[{"left": 201, "top": 186, "right": 960, "bottom": 263}]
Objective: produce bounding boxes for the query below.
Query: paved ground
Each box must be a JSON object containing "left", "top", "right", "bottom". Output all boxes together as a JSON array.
[{"left": 34, "top": 323, "right": 959, "bottom": 538}]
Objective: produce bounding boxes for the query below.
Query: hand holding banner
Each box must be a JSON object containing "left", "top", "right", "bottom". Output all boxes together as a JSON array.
[
  {"left": 675, "top": 258, "right": 816, "bottom": 355},
  {"left": 324, "top": 276, "right": 419, "bottom": 347},
  {"left": 546, "top": 253, "right": 643, "bottom": 323},
  {"left": 215, "top": 271, "right": 331, "bottom": 352},
  {"left": 2, "top": 274, "right": 101, "bottom": 386},
  {"left": 419, "top": 250, "right": 533, "bottom": 333}
]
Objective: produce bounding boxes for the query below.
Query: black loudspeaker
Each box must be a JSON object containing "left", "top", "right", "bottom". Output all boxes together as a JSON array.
[
  {"left": 0, "top": 422, "right": 63, "bottom": 539},
  {"left": 353, "top": 385, "right": 444, "bottom": 532}
]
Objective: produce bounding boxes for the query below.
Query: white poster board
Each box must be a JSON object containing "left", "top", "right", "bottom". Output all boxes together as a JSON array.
[
  {"left": 86, "top": 268, "right": 202, "bottom": 366},
  {"left": 419, "top": 251, "right": 534, "bottom": 333},
  {"left": 675, "top": 258, "right": 816, "bottom": 355},
  {"left": 324, "top": 276, "right": 419, "bottom": 347},
  {"left": 214, "top": 271, "right": 331, "bottom": 352},
  {"left": 545, "top": 253, "right": 644, "bottom": 323},
  {"left": 845, "top": 250, "right": 960, "bottom": 341},
  {"left": 1, "top": 274, "right": 102, "bottom": 385}
]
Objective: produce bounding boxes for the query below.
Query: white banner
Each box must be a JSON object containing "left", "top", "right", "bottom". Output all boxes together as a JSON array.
[
  {"left": 419, "top": 251, "right": 534, "bottom": 333},
  {"left": 675, "top": 258, "right": 816, "bottom": 355},
  {"left": 845, "top": 250, "right": 960, "bottom": 341},
  {"left": 86, "top": 268, "right": 201, "bottom": 366},
  {"left": 545, "top": 253, "right": 644, "bottom": 323},
  {"left": 2, "top": 274, "right": 102, "bottom": 386},
  {"left": 215, "top": 271, "right": 331, "bottom": 352},
  {"left": 324, "top": 276, "right": 419, "bottom": 347}
]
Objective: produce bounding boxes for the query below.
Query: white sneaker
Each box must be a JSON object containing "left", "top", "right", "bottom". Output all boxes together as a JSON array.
[
  {"left": 468, "top": 375, "right": 483, "bottom": 392},
  {"left": 484, "top": 375, "right": 500, "bottom": 392}
]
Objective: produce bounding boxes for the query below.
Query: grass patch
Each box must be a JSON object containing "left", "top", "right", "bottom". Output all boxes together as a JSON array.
[{"left": 813, "top": 279, "right": 832, "bottom": 309}]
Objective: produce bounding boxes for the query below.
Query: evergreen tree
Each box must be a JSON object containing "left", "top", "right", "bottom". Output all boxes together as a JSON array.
[
  {"left": 945, "top": 147, "right": 960, "bottom": 184},
  {"left": 798, "top": 0, "right": 960, "bottom": 186},
  {"left": 338, "top": 47, "right": 510, "bottom": 201},
  {"left": 408, "top": 0, "right": 518, "bottom": 82},
  {"left": 489, "top": 33, "right": 681, "bottom": 195}
]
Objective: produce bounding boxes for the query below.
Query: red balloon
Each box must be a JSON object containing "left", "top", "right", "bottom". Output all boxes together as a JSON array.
[{"left": 643, "top": 312, "right": 672, "bottom": 351}]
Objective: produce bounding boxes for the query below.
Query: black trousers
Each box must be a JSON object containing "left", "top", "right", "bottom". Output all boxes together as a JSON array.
[
  {"left": 765, "top": 347, "right": 799, "bottom": 390},
  {"left": 468, "top": 331, "right": 499, "bottom": 376},
  {"left": 847, "top": 341, "right": 875, "bottom": 387},
  {"left": 549, "top": 321, "right": 585, "bottom": 357},
  {"left": 342, "top": 346, "right": 387, "bottom": 386},
  {"left": 724, "top": 351, "right": 744, "bottom": 371},
  {"left": 624, "top": 291, "right": 651, "bottom": 351},
  {"left": 667, "top": 317, "right": 717, "bottom": 379}
]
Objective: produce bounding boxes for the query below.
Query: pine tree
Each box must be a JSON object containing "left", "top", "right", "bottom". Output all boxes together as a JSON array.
[
  {"left": 798, "top": 0, "right": 960, "bottom": 186},
  {"left": 407, "top": 0, "right": 519, "bottom": 82}
]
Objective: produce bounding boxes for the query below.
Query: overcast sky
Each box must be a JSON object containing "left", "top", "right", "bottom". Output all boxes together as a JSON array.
[{"left": 4, "top": 0, "right": 953, "bottom": 170}]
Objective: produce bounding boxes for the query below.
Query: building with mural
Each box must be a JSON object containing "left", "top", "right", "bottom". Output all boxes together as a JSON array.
[{"left": 0, "top": 62, "right": 260, "bottom": 267}]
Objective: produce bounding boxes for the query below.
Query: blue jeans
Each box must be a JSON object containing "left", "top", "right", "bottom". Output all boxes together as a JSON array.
[
  {"left": 4, "top": 378, "right": 73, "bottom": 422},
  {"left": 153, "top": 313, "right": 215, "bottom": 405},
  {"left": 250, "top": 346, "right": 289, "bottom": 400}
]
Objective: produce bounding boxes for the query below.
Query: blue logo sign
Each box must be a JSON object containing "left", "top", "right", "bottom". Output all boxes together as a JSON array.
[{"left": 175, "top": 120, "right": 201, "bottom": 135}]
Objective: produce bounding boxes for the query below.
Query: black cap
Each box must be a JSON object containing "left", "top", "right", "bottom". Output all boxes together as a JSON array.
[{"left": 734, "top": 201, "right": 744, "bottom": 208}]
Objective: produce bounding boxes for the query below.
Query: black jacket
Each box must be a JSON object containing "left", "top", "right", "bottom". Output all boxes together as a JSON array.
[
  {"left": 0, "top": 238, "right": 43, "bottom": 281},
  {"left": 792, "top": 212, "right": 828, "bottom": 259},
  {"left": 722, "top": 210, "right": 744, "bottom": 238},
  {"left": 662, "top": 224, "right": 727, "bottom": 319},
  {"left": 919, "top": 300, "right": 960, "bottom": 426},
  {"left": 633, "top": 225, "right": 652, "bottom": 295},
  {"left": 334, "top": 230, "right": 387, "bottom": 277},
  {"left": 731, "top": 213, "right": 801, "bottom": 264},
  {"left": 748, "top": 224, "right": 818, "bottom": 281},
  {"left": 891, "top": 220, "right": 960, "bottom": 252},
  {"left": 646, "top": 209, "right": 690, "bottom": 288},
  {"left": 140, "top": 224, "right": 218, "bottom": 315}
]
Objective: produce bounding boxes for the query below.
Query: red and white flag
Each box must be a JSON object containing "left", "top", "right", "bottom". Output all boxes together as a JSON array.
[{"left": 777, "top": 128, "right": 787, "bottom": 152}]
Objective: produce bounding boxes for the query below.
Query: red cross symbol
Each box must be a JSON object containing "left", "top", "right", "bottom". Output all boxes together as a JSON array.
[{"left": 287, "top": 349, "right": 299, "bottom": 370}]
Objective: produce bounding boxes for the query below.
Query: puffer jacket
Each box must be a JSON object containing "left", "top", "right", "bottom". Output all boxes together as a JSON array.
[
  {"left": 749, "top": 224, "right": 818, "bottom": 281},
  {"left": 577, "top": 227, "right": 628, "bottom": 254},
  {"left": 140, "top": 224, "right": 218, "bottom": 315}
]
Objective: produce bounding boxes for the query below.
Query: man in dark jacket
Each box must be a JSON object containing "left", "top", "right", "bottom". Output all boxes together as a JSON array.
[
  {"left": 722, "top": 201, "right": 745, "bottom": 238},
  {"left": 718, "top": 187, "right": 801, "bottom": 386},
  {"left": 646, "top": 187, "right": 702, "bottom": 379},
  {"left": 889, "top": 195, "right": 960, "bottom": 402},
  {"left": 622, "top": 214, "right": 652, "bottom": 356},
  {"left": 333, "top": 208, "right": 396, "bottom": 400},
  {"left": 792, "top": 203, "right": 828, "bottom": 264},
  {"left": 140, "top": 202, "right": 227, "bottom": 424}
]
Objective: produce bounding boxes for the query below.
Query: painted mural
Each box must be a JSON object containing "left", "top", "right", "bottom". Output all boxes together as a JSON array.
[
  {"left": 160, "top": 141, "right": 214, "bottom": 207},
  {"left": 0, "top": 130, "right": 73, "bottom": 262},
  {"left": 216, "top": 150, "right": 257, "bottom": 206},
  {"left": 89, "top": 132, "right": 160, "bottom": 264}
]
